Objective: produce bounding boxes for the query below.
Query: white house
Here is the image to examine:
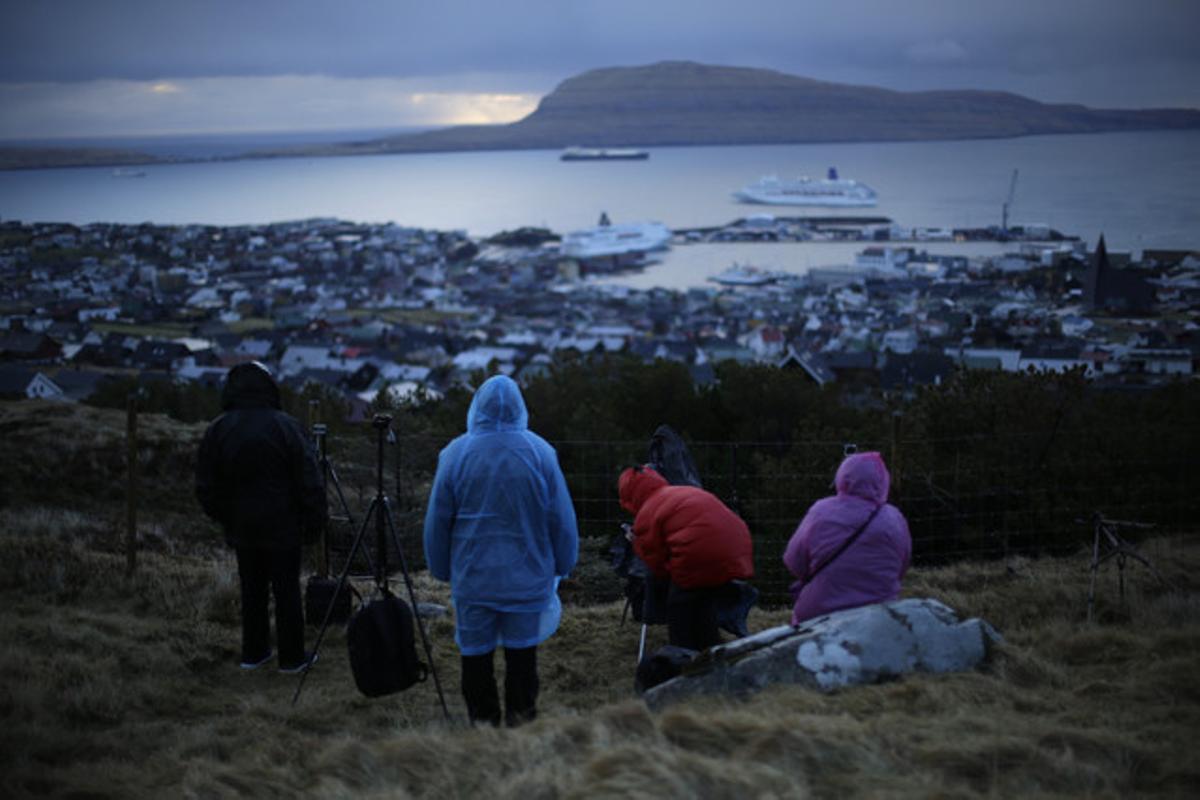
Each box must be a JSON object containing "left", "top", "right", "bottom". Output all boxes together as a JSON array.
[
  {"left": 1122, "top": 349, "right": 1193, "bottom": 377},
  {"left": 452, "top": 347, "right": 520, "bottom": 373},
  {"left": 278, "top": 345, "right": 338, "bottom": 375},
  {"left": 0, "top": 367, "right": 64, "bottom": 400},
  {"left": 882, "top": 329, "right": 919, "bottom": 355},
  {"left": 77, "top": 306, "right": 122, "bottom": 323},
  {"left": 944, "top": 347, "right": 1023, "bottom": 372}
]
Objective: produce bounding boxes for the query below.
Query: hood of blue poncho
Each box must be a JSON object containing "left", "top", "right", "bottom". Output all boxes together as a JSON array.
[{"left": 467, "top": 375, "right": 528, "bottom": 433}]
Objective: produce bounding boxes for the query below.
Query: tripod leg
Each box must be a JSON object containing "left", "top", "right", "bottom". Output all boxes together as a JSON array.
[
  {"left": 292, "top": 497, "right": 380, "bottom": 705},
  {"left": 1118, "top": 554, "right": 1126, "bottom": 605},
  {"left": 1087, "top": 525, "right": 1101, "bottom": 623},
  {"left": 325, "top": 462, "right": 378, "bottom": 578},
  {"left": 382, "top": 497, "right": 452, "bottom": 721},
  {"left": 1114, "top": 536, "right": 1169, "bottom": 585}
]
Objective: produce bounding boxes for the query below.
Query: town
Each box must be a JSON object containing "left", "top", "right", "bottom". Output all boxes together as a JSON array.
[{"left": 0, "top": 215, "right": 1197, "bottom": 411}]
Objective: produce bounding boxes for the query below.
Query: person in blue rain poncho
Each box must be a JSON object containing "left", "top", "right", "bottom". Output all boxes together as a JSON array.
[{"left": 423, "top": 375, "right": 578, "bottom": 726}]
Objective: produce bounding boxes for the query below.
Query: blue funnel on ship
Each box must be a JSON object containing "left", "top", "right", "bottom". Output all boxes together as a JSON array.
[{"left": 827, "top": 167, "right": 839, "bottom": 180}]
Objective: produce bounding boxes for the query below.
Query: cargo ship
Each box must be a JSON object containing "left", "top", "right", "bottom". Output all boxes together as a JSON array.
[{"left": 561, "top": 146, "right": 650, "bottom": 161}]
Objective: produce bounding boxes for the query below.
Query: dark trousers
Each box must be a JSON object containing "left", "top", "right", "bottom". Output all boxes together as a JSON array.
[
  {"left": 236, "top": 546, "right": 304, "bottom": 667},
  {"left": 461, "top": 646, "right": 539, "bottom": 727},
  {"left": 666, "top": 583, "right": 722, "bottom": 652}
]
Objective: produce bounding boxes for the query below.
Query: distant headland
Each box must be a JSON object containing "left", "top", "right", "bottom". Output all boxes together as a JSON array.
[{"left": 4, "top": 60, "right": 1200, "bottom": 170}]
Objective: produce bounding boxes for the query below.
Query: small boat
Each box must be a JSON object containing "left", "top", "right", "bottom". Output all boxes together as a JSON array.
[
  {"left": 111, "top": 167, "right": 147, "bottom": 178},
  {"left": 709, "top": 264, "right": 779, "bottom": 287},
  {"left": 733, "top": 167, "right": 876, "bottom": 207},
  {"left": 561, "top": 146, "right": 649, "bottom": 161}
]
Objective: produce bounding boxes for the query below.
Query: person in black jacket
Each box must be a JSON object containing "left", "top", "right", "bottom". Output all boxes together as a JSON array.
[{"left": 196, "top": 362, "right": 326, "bottom": 673}]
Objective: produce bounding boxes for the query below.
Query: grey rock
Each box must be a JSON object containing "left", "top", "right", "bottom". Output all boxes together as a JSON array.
[
  {"left": 415, "top": 602, "right": 450, "bottom": 619},
  {"left": 643, "top": 598, "right": 1002, "bottom": 709}
]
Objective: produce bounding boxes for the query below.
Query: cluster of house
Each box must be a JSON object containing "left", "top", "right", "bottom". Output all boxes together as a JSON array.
[{"left": 1, "top": 217, "right": 1197, "bottom": 413}]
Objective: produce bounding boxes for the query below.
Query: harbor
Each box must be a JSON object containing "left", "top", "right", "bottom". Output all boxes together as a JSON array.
[{"left": 1, "top": 208, "right": 1194, "bottom": 409}]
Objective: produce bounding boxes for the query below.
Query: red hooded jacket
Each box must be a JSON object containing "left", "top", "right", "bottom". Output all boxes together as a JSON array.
[{"left": 618, "top": 466, "right": 754, "bottom": 589}]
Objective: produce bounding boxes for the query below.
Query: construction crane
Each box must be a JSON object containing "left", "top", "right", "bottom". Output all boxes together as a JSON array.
[{"left": 1000, "top": 168, "right": 1019, "bottom": 237}]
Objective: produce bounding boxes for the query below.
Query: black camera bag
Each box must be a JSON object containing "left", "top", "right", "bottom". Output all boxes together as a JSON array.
[
  {"left": 305, "top": 575, "right": 360, "bottom": 627},
  {"left": 346, "top": 589, "right": 427, "bottom": 697}
]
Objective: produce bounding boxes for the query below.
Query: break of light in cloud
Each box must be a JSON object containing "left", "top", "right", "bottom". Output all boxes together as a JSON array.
[
  {"left": 409, "top": 93, "right": 537, "bottom": 125},
  {"left": 0, "top": 76, "right": 539, "bottom": 139}
]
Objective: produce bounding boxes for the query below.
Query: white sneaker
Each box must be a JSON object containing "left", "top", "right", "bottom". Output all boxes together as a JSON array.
[{"left": 239, "top": 651, "right": 274, "bottom": 670}]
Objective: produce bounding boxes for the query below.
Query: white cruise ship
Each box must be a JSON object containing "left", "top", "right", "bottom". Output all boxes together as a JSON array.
[
  {"left": 560, "top": 215, "right": 672, "bottom": 259},
  {"left": 733, "top": 167, "right": 877, "bottom": 207}
]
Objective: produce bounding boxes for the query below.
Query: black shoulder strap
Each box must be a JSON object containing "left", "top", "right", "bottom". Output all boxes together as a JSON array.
[{"left": 806, "top": 504, "right": 884, "bottom": 585}]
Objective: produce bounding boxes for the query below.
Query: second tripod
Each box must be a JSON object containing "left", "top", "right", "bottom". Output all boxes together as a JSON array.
[{"left": 294, "top": 414, "right": 449, "bottom": 718}]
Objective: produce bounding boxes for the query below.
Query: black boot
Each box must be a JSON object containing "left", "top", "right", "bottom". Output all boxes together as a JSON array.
[
  {"left": 503, "top": 646, "right": 539, "bottom": 727},
  {"left": 461, "top": 652, "right": 501, "bottom": 726}
]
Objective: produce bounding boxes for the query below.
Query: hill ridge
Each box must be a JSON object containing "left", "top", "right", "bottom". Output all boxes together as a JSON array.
[
  {"left": 342, "top": 60, "right": 1200, "bottom": 154},
  {"left": 4, "top": 61, "right": 1199, "bottom": 169}
]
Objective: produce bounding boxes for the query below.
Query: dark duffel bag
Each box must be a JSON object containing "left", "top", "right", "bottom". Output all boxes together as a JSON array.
[
  {"left": 305, "top": 575, "right": 359, "bottom": 627},
  {"left": 346, "top": 589, "right": 427, "bottom": 697},
  {"left": 635, "top": 645, "right": 697, "bottom": 694}
]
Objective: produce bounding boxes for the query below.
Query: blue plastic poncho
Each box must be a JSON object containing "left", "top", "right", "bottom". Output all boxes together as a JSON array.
[{"left": 423, "top": 376, "right": 579, "bottom": 632}]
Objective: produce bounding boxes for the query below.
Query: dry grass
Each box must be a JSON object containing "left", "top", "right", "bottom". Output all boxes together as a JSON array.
[
  {"left": 0, "top": 400, "right": 206, "bottom": 515},
  {"left": 1, "top": 401, "right": 1197, "bottom": 798},
  {"left": 0, "top": 501, "right": 1197, "bottom": 799}
]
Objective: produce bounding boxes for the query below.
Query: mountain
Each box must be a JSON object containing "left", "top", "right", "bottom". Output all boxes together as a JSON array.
[
  {"left": 330, "top": 60, "right": 1200, "bottom": 155},
  {"left": 6, "top": 61, "right": 1200, "bottom": 169}
]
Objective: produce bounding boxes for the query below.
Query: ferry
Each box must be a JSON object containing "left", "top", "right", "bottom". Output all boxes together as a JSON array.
[
  {"left": 561, "top": 146, "right": 650, "bottom": 161},
  {"left": 733, "top": 167, "right": 876, "bottom": 207},
  {"left": 560, "top": 214, "right": 671, "bottom": 259},
  {"left": 708, "top": 264, "right": 779, "bottom": 287}
]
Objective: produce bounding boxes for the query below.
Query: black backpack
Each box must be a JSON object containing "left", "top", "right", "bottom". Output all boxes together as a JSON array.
[{"left": 346, "top": 589, "right": 427, "bottom": 697}]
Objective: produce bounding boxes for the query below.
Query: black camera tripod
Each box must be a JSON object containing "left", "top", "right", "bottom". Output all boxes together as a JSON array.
[
  {"left": 293, "top": 414, "right": 449, "bottom": 718},
  {"left": 309, "top": 417, "right": 376, "bottom": 580},
  {"left": 1083, "top": 512, "right": 1167, "bottom": 623}
]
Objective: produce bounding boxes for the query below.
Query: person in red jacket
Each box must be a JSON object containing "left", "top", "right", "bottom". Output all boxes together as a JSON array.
[{"left": 618, "top": 464, "right": 753, "bottom": 650}]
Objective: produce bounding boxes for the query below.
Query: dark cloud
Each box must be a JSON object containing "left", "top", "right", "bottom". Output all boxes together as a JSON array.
[{"left": 2, "top": 0, "right": 1198, "bottom": 108}]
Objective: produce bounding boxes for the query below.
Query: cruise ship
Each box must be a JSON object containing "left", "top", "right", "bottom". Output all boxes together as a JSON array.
[
  {"left": 560, "top": 215, "right": 672, "bottom": 259},
  {"left": 733, "top": 168, "right": 877, "bottom": 207},
  {"left": 561, "top": 146, "right": 650, "bottom": 161}
]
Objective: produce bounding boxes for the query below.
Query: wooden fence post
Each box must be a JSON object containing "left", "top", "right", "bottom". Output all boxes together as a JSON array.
[{"left": 125, "top": 393, "right": 138, "bottom": 577}]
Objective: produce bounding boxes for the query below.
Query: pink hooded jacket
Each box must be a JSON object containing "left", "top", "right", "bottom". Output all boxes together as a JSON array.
[{"left": 782, "top": 452, "right": 911, "bottom": 625}]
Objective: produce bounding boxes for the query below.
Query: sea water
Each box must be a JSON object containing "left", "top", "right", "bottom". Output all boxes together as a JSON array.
[{"left": 1, "top": 130, "right": 1197, "bottom": 290}]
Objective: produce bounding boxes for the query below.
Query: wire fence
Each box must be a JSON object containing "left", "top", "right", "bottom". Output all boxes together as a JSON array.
[{"left": 318, "top": 424, "right": 1199, "bottom": 607}]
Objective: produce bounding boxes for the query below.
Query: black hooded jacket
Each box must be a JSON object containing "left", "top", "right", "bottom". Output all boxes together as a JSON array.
[{"left": 195, "top": 363, "right": 326, "bottom": 549}]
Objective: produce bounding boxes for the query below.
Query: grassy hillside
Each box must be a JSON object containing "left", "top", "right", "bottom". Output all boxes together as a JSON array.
[{"left": 1, "top": 400, "right": 1197, "bottom": 797}]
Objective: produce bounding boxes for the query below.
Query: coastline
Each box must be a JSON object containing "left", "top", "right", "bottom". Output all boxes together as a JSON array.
[{"left": 3, "top": 124, "right": 1200, "bottom": 172}]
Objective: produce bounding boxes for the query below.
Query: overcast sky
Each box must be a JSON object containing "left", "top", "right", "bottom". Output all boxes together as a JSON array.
[{"left": 2, "top": 0, "right": 1198, "bottom": 139}]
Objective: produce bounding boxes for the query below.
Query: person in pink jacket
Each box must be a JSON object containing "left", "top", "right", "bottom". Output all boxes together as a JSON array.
[{"left": 783, "top": 451, "right": 911, "bottom": 625}]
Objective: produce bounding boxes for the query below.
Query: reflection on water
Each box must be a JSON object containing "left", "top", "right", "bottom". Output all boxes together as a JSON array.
[{"left": 1, "top": 130, "right": 1196, "bottom": 288}]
